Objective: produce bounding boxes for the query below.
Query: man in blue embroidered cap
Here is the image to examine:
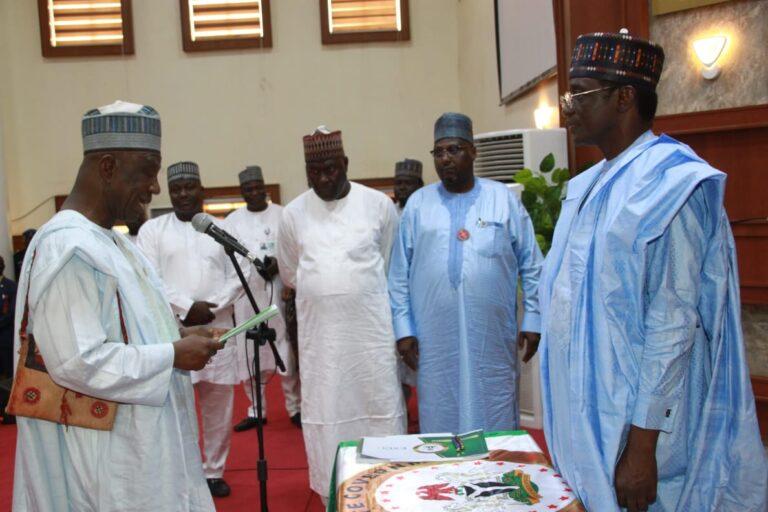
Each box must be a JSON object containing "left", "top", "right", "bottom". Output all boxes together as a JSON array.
[
  {"left": 388, "top": 112, "right": 543, "bottom": 435},
  {"left": 138, "top": 160, "right": 244, "bottom": 498},
  {"left": 539, "top": 30, "right": 767, "bottom": 512},
  {"left": 393, "top": 158, "right": 423, "bottom": 216},
  {"left": 11, "top": 101, "right": 221, "bottom": 511}
]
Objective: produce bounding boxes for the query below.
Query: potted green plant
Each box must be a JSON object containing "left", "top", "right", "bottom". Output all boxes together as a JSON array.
[{"left": 512, "top": 153, "right": 570, "bottom": 254}]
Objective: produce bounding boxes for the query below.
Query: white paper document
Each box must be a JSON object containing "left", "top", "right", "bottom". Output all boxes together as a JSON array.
[{"left": 360, "top": 430, "right": 489, "bottom": 462}]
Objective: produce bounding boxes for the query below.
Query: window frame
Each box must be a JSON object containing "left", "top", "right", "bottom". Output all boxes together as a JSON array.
[
  {"left": 351, "top": 177, "right": 395, "bottom": 200},
  {"left": 319, "top": 0, "right": 410, "bottom": 45},
  {"left": 179, "top": 0, "right": 273, "bottom": 53},
  {"left": 37, "top": 0, "right": 135, "bottom": 58}
]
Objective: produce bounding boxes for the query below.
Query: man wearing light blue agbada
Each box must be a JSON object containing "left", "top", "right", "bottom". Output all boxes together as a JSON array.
[
  {"left": 539, "top": 31, "right": 767, "bottom": 512},
  {"left": 388, "top": 112, "right": 543, "bottom": 434}
]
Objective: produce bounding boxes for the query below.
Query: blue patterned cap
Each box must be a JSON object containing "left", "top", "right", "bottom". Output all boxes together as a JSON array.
[
  {"left": 434, "top": 112, "right": 473, "bottom": 143},
  {"left": 167, "top": 161, "right": 200, "bottom": 184},
  {"left": 239, "top": 165, "right": 263, "bottom": 184},
  {"left": 82, "top": 100, "right": 161, "bottom": 153}
]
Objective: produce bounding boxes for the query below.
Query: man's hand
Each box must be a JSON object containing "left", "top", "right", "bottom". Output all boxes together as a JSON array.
[
  {"left": 172, "top": 335, "right": 225, "bottom": 371},
  {"left": 615, "top": 426, "right": 659, "bottom": 512},
  {"left": 281, "top": 286, "right": 295, "bottom": 302},
  {"left": 182, "top": 301, "right": 217, "bottom": 326},
  {"left": 265, "top": 257, "right": 279, "bottom": 279},
  {"left": 179, "top": 326, "right": 228, "bottom": 339},
  {"left": 397, "top": 336, "right": 419, "bottom": 371},
  {"left": 517, "top": 331, "right": 541, "bottom": 363}
]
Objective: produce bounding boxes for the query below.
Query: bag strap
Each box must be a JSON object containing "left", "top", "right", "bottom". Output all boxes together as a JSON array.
[
  {"left": 19, "top": 245, "right": 128, "bottom": 428},
  {"left": 18, "top": 251, "right": 35, "bottom": 342},
  {"left": 20, "top": 249, "right": 129, "bottom": 345}
]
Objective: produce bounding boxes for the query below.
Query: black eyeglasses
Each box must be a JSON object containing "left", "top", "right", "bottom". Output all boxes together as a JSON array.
[{"left": 430, "top": 144, "right": 468, "bottom": 158}]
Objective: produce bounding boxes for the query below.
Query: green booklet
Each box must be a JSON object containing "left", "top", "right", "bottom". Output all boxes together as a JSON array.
[
  {"left": 220, "top": 304, "right": 279, "bottom": 345},
  {"left": 361, "top": 430, "right": 489, "bottom": 462}
]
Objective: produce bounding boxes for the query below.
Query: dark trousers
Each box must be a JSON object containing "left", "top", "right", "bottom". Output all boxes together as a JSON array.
[{"left": 0, "top": 330, "right": 13, "bottom": 379}]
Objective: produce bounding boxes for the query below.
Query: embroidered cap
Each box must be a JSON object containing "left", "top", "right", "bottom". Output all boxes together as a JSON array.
[
  {"left": 82, "top": 100, "right": 161, "bottom": 153},
  {"left": 395, "top": 159, "right": 423, "bottom": 180},
  {"left": 303, "top": 126, "right": 345, "bottom": 163},
  {"left": 239, "top": 165, "right": 264, "bottom": 184},
  {"left": 167, "top": 161, "right": 200, "bottom": 184},
  {"left": 570, "top": 29, "right": 665, "bottom": 90}
]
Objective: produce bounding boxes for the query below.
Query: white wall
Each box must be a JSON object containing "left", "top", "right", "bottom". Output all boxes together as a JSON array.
[
  {"left": 0, "top": 0, "right": 556, "bottom": 236},
  {"left": 457, "top": 0, "right": 559, "bottom": 135},
  {"left": 0, "top": 0, "right": 15, "bottom": 268},
  {"left": 0, "top": 0, "right": 461, "bottom": 232}
]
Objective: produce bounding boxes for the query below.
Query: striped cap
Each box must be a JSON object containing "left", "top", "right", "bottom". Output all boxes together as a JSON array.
[
  {"left": 82, "top": 101, "right": 161, "bottom": 153},
  {"left": 167, "top": 161, "right": 200, "bottom": 183},
  {"left": 395, "top": 159, "right": 423, "bottom": 179},
  {"left": 239, "top": 165, "right": 264, "bottom": 184},
  {"left": 303, "top": 126, "right": 344, "bottom": 163}
]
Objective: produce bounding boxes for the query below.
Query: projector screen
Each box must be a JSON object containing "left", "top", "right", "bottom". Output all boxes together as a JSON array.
[{"left": 495, "top": 0, "right": 557, "bottom": 104}]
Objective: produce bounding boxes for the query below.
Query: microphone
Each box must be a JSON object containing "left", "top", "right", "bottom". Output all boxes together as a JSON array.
[{"left": 191, "top": 213, "right": 264, "bottom": 269}]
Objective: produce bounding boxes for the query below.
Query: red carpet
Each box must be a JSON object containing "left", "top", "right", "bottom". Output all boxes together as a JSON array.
[
  {"left": 0, "top": 379, "right": 547, "bottom": 512},
  {"left": 0, "top": 378, "right": 324, "bottom": 512}
]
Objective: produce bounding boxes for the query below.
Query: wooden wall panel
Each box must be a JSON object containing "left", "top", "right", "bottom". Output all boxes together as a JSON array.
[
  {"left": 753, "top": 375, "right": 768, "bottom": 440},
  {"left": 732, "top": 223, "right": 768, "bottom": 305}
]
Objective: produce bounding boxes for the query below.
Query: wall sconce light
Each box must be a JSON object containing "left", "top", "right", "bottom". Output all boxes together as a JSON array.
[
  {"left": 693, "top": 35, "right": 727, "bottom": 80},
  {"left": 534, "top": 105, "right": 556, "bottom": 129}
]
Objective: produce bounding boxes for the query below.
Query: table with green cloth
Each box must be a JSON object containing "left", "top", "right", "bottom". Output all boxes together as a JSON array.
[{"left": 328, "top": 430, "right": 585, "bottom": 512}]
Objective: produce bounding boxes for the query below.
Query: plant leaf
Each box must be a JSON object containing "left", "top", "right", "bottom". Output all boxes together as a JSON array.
[
  {"left": 552, "top": 168, "right": 570, "bottom": 185},
  {"left": 539, "top": 153, "right": 555, "bottom": 173},
  {"left": 526, "top": 176, "right": 548, "bottom": 195},
  {"left": 521, "top": 190, "right": 538, "bottom": 211},
  {"left": 535, "top": 234, "right": 548, "bottom": 254},
  {"left": 513, "top": 168, "right": 533, "bottom": 184}
]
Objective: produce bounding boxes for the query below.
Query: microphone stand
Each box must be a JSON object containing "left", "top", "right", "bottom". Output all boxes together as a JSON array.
[{"left": 225, "top": 248, "right": 285, "bottom": 512}]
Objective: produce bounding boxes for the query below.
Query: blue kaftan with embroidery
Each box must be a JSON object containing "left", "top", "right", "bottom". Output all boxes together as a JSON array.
[
  {"left": 389, "top": 178, "right": 542, "bottom": 433},
  {"left": 539, "top": 133, "right": 767, "bottom": 511}
]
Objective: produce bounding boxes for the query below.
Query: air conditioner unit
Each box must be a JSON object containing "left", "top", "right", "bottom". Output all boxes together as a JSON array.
[
  {"left": 474, "top": 128, "right": 568, "bottom": 188},
  {"left": 473, "top": 128, "right": 567, "bottom": 431}
]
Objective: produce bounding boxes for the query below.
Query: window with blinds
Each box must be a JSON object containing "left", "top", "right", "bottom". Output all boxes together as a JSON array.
[
  {"left": 180, "top": 0, "right": 272, "bottom": 52},
  {"left": 36, "top": 0, "right": 134, "bottom": 57},
  {"left": 320, "top": 0, "right": 410, "bottom": 44}
]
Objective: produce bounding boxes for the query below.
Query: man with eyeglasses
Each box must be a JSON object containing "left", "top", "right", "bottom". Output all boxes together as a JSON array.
[
  {"left": 277, "top": 127, "right": 405, "bottom": 504},
  {"left": 538, "top": 31, "right": 766, "bottom": 512},
  {"left": 388, "top": 112, "right": 543, "bottom": 435}
]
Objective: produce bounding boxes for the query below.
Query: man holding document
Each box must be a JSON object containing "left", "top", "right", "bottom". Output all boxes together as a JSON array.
[
  {"left": 137, "top": 161, "right": 244, "bottom": 498},
  {"left": 10, "top": 101, "right": 223, "bottom": 511}
]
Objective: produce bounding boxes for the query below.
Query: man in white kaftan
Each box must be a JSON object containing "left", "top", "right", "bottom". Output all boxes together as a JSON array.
[
  {"left": 277, "top": 127, "right": 406, "bottom": 499},
  {"left": 12, "top": 102, "right": 222, "bottom": 512},
  {"left": 224, "top": 166, "right": 301, "bottom": 431},
  {"left": 137, "top": 161, "right": 242, "bottom": 497},
  {"left": 392, "top": 158, "right": 424, "bottom": 391}
]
